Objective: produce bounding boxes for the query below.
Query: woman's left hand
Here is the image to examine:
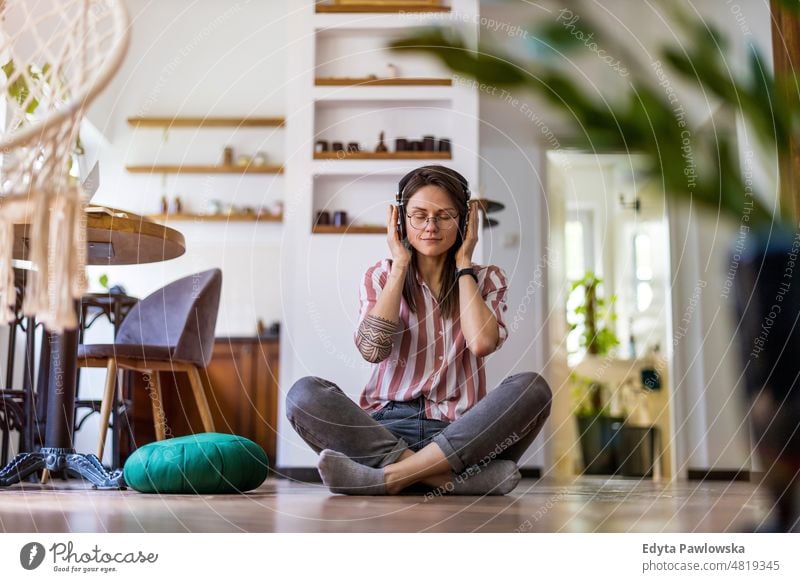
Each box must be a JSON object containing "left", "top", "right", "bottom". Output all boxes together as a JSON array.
[{"left": 455, "top": 200, "right": 479, "bottom": 268}]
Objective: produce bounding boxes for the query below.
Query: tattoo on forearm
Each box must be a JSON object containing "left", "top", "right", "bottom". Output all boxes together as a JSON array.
[{"left": 357, "top": 314, "right": 400, "bottom": 363}]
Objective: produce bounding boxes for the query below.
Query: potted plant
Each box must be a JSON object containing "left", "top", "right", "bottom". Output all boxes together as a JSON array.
[
  {"left": 391, "top": 0, "right": 800, "bottom": 530},
  {"left": 571, "top": 373, "right": 624, "bottom": 475},
  {"left": 567, "top": 271, "right": 619, "bottom": 357}
]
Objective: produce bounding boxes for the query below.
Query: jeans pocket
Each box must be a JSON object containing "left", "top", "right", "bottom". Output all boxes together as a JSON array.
[{"left": 371, "top": 404, "right": 390, "bottom": 422}]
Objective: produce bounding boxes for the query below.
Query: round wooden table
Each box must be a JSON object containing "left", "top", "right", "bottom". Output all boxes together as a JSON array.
[
  {"left": 0, "top": 207, "right": 185, "bottom": 488},
  {"left": 12, "top": 206, "right": 185, "bottom": 265}
]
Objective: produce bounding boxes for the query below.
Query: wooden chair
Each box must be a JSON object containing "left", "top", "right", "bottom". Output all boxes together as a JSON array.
[{"left": 77, "top": 269, "right": 222, "bottom": 461}]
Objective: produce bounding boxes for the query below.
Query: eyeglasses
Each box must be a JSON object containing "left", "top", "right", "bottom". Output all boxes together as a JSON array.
[{"left": 406, "top": 212, "right": 460, "bottom": 230}]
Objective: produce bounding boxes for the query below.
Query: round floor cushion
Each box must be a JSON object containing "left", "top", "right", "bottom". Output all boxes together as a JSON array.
[{"left": 123, "top": 433, "right": 268, "bottom": 494}]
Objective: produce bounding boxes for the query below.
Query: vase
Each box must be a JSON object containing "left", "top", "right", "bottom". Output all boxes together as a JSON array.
[{"left": 575, "top": 415, "right": 624, "bottom": 474}]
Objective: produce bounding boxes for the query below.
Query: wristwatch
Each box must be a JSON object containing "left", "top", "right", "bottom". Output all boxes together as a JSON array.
[{"left": 455, "top": 266, "right": 478, "bottom": 284}]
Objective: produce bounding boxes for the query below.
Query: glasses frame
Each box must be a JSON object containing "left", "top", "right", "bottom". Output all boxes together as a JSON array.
[{"left": 405, "top": 211, "right": 460, "bottom": 231}]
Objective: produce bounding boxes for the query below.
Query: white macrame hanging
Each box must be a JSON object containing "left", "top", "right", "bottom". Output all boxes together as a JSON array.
[{"left": 0, "top": 0, "right": 129, "bottom": 333}]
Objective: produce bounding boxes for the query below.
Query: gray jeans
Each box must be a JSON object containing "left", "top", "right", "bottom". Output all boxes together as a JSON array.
[{"left": 285, "top": 372, "right": 552, "bottom": 473}]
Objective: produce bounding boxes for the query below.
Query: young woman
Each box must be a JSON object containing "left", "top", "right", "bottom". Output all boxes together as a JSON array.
[{"left": 286, "top": 165, "right": 552, "bottom": 495}]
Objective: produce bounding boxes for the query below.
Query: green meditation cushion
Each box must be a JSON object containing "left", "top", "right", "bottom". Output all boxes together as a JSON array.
[{"left": 123, "top": 433, "right": 268, "bottom": 494}]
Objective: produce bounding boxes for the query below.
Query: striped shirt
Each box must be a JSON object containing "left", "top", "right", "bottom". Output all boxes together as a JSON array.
[{"left": 354, "top": 258, "right": 509, "bottom": 422}]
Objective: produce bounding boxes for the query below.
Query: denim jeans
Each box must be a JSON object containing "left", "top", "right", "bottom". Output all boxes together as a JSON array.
[
  {"left": 285, "top": 372, "right": 552, "bottom": 473},
  {"left": 370, "top": 398, "right": 451, "bottom": 453}
]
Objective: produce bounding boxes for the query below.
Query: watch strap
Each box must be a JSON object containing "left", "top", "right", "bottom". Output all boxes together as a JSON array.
[{"left": 455, "top": 267, "right": 478, "bottom": 284}]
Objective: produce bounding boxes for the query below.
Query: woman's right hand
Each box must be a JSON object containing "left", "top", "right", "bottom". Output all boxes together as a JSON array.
[{"left": 387, "top": 204, "right": 411, "bottom": 268}]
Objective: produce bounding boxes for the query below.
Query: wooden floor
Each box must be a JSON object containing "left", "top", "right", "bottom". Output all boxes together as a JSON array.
[{"left": 0, "top": 476, "right": 772, "bottom": 533}]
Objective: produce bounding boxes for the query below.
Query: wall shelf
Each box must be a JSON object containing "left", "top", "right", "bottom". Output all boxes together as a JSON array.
[
  {"left": 312, "top": 224, "right": 386, "bottom": 234},
  {"left": 315, "top": 77, "right": 452, "bottom": 86},
  {"left": 126, "top": 164, "right": 284, "bottom": 174},
  {"left": 147, "top": 213, "right": 283, "bottom": 223},
  {"left": 313, "top": 151, "right": 450, "bottom": 160},
  {"left": 128, "top": 116, "right": 285, "bottom": 128},
  {"left": 315, "top": 3, "right": 451, "bottom": 14}
]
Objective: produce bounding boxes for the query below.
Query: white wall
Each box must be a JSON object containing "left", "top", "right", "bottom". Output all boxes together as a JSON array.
[{"left": 84, "top": 0, "right": 288, "bottom": 335}]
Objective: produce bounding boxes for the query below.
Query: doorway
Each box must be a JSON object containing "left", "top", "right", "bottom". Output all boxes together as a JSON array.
[{"left": 546, "top": 151, "right": 674, "bottom": 479}]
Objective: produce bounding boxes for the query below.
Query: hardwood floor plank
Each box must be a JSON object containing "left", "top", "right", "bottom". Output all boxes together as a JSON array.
[{"left": 0, "top": 477, "right": 771, "bottom": 533}]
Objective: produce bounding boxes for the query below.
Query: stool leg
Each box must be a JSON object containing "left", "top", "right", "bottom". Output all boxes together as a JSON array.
[
  {"left": 22, "top": 315, "right": 36, "bottom": 454},
  {"left": 150, "top": 371, "right": 167, "bottom": 441},
  {"left": 95, "top": 359, "right": 118, "bottom": 462},
  {"left": 186, "top": 367, "right": 215, "bottom": 433}
]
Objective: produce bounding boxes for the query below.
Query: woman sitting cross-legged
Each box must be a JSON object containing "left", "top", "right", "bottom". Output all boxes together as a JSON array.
[{"left": 286, "top": 165, "right": 552, "bottom": 495}]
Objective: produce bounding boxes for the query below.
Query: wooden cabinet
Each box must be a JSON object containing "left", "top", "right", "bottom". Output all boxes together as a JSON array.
[{"left": 125, "top": 336, "right": 279, "bottom": 463}]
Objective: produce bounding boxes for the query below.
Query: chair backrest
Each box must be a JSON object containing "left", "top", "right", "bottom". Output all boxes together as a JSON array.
[{"left": 115, "top": 269, "right": 222, "bottom": 367}]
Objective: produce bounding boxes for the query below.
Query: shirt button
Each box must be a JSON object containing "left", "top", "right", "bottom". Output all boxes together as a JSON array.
[
  {"left": 439, "top": 330, "right": 443, "bottom": 335},
  {"left": 438, "top": 356, "right": 443, "bottom": 360}
]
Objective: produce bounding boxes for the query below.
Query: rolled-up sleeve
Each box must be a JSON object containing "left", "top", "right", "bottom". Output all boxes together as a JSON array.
[
  {"left": 481, "top": 265, "right": 509, "bottom": 350},
  {"left": 353, "top": 259, "right": 391, "bottom": 346}
]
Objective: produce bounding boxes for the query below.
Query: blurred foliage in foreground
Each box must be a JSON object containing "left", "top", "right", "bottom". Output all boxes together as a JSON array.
[{"left": 390, "top": 0, "right": 800, "bottom": 227}]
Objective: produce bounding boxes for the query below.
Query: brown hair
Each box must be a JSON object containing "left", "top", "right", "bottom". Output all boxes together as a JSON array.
[{"left": 399, "top": 165, "right": 470, "bottom": 320}]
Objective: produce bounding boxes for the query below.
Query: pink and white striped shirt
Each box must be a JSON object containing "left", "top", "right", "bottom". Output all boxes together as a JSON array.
[{"left": 354, "top": 258, "right": 509, "bottom": 422}]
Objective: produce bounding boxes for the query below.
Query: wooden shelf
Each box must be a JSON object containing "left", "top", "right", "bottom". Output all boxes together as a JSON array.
[
  {"left": 127, "top": 116, "right": 285, "bottom": 128},
  {"left": 315, "top": 77, "right": 452, "bottom": 86},
  {"left": 313, "top": 151, "right": 450, "bottom": 160},
  {"left": 147, "top": 213, "right": 283, "bottom": 223},
  {"left": 313, "top": 224, "right": 386, "bottom": 234},
  {"left": 126, "top": 164, "right": 284, "bottom": 174},
  {"left": 315, "top": 3, "right": 450, "bottom": 13}
]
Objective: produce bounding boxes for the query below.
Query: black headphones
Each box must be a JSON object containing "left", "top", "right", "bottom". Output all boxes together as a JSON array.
[{"left": 396, "top": 165, "right": 471, "bottom": 244}]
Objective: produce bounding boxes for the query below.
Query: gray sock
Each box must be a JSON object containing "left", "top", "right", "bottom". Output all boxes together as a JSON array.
[
  {"left": 317, "top": 449, "right": 387, "bottom": 495},
  {"left": 446, "top": 460, "right": 521, "bottom": 495}
]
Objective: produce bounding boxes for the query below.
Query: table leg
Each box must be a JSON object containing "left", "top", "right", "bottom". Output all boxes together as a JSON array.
[{"left": 0, "top": 302, "right": 125, "bottom": 489}]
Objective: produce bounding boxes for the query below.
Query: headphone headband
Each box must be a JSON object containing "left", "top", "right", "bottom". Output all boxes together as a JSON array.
[{"left": 396, "top": 165, "right": 471, "bottom": 205}]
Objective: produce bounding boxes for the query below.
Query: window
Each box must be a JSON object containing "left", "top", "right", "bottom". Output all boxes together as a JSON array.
[
  {"left": 565, "top": 209, "right": 596, "bottom": 358},
  {"left": 633, "top": 232, "right": 653, "bottom": 311},
  {"left": 565, "top": 209, "right": 595, "bottom": 281}
]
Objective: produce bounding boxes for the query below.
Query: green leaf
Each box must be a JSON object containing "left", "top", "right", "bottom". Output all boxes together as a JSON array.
[
  {"left": 99, "top": 274, "right": 109, "bottom": 290},
  {"left": 3, "top": 59, "right": 42, "bottom": 115}
]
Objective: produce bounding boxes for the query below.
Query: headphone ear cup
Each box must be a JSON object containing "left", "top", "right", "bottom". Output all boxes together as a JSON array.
[{"left": 397, "top": 203, "right": 407, "bottom": 241}]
